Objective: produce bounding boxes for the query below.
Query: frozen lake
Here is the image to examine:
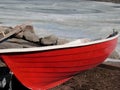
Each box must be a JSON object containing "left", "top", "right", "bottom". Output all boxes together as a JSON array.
[{"left": 0, "top": 0, "right": 120, "bottom": 52}]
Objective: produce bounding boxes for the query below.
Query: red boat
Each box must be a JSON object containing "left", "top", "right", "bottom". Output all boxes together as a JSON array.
[{"left": 0, "top": 32, "right": 119, "bottom": 90}]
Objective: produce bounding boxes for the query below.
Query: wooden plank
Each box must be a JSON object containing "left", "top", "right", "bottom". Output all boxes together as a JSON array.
[{"left": 0, "top": 29, "right": 22, "bottom": 42}]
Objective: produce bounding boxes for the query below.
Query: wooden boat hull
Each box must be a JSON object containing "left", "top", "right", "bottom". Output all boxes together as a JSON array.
[{"left": 0, "top": 33, "right": 119, "bottom": 90}]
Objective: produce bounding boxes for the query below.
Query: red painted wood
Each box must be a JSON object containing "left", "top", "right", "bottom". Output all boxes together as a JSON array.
[{"left": 1, "top": 37, "right": 118, "bottom": 90}]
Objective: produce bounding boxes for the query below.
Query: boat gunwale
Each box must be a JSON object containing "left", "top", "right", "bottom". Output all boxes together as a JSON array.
[{"left": 0, "top": 33, "right": 119, "bottom": 53}]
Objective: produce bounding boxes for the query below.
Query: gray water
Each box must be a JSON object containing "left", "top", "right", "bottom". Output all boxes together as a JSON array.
[{"left": 0, "top": 0, "right": 120, "bottom": 52}]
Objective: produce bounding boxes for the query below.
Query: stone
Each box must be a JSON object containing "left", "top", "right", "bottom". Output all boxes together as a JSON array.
[
  {"left": 0, "top": 26, "right": 13, "bottom": 39},
  {"left": 57, "top": 38, "right": 69, "bottom": 45},
  {"left": 40, "top": 35, "right": 58, "bottom": 46},
  {"left": 14, "top": 25, "right": 24, "bottom": 39},
  {"left": 14, "top": 25, "right": 34, "bottom": 39},
  {"left": 15, "top": 31, "right": 24, "bottom": 39},
  {"left": 13, "top": 24, "right": 39, "bottom": 42},
  {"left": 23, "top": 30, "right": 39, "bottom": 42},
  {"left": 23, "top": 25, "right": 34, "bottom": 33},
  {"left": 0, "top": 26, "right": 13, "bottom": 35}
]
